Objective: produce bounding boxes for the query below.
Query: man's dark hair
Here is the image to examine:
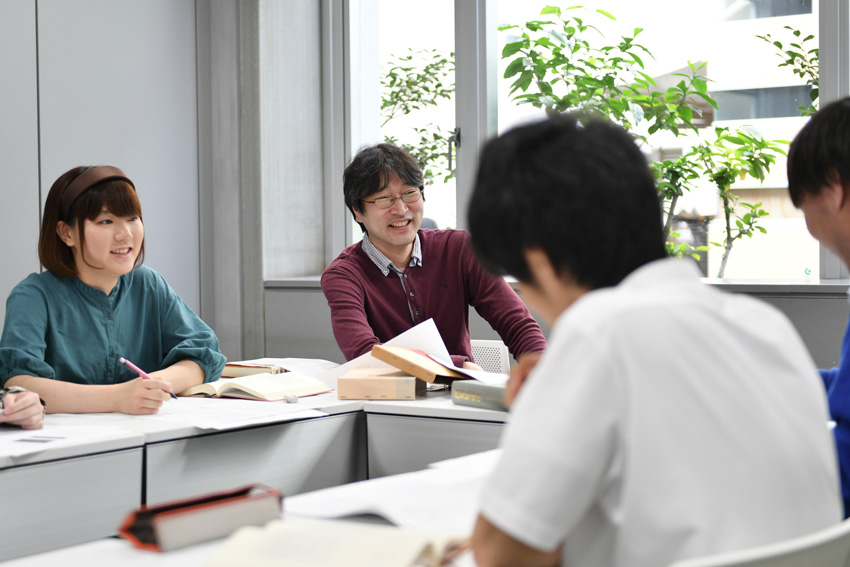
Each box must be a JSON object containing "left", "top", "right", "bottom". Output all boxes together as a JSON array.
[
  {"left": 788, "top": 97, "right": 850, "bottom": 207},
  {"left": 468, "top": 114, "right": 666, "bottom": 290},
  {"left": 343, "top": 143, "right": 425, "bottom": 233}
]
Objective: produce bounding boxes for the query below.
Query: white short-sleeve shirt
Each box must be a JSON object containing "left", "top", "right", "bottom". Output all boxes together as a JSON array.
[{"left": 479, "top": 258, "right": 842, "bottom": 567}]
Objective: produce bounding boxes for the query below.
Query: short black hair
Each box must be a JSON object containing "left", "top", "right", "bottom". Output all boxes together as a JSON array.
[
  {"left": 788, "top": 97, "right": 850, "bottom": 207},
  {"left": 343, "top": 143, "right": 425, "bottom": 233},
  {"left": 468, "top": 115, "right": 666, "bottom": 289}
]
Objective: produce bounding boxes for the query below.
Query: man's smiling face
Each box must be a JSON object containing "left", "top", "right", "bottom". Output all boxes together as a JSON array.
[{"left": 354, "top": 173, "right": 424, "bottom": 260}]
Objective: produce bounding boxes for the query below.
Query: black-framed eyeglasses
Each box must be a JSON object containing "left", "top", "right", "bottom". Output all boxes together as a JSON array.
[{"left": 362, "top": 189, "right": 422, "bottom": 209}]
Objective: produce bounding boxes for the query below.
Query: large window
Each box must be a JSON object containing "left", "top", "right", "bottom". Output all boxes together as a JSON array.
[
  {"left": 495, "top": 0, "right": 820, "bottom": 279},
  {"left": 349, "top": 0, "right": 456, "bottom": 244},
  {"left": 343, "top": 0, "right": 847, "bottom": 281}
]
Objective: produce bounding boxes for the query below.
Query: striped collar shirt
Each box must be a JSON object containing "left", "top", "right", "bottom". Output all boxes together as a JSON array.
[{"left": 361, "top": 233, "right": 423, "bottom": 276}]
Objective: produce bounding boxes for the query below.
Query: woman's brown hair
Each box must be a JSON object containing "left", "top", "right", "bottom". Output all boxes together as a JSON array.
[{"left": 39, "top": 166, "right": 145, "bottom": 278}]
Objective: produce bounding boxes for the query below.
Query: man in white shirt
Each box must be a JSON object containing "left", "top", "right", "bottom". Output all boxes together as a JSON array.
[{"left": 467, "top": 115, "right": 842, "bottom": 567}]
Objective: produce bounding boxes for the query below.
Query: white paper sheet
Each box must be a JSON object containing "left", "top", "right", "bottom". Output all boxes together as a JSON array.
[
  {"left": 284, "top": 450, "right": 500, "bottom": 534},
  {"left": 317, "top": 319, "right": 454, "bottom": 388},
  {"left": 0, "top": 424, "right": 137, "bottom": 458},
  {"left": 426, "top": 354, "right": 509, "bottom": 385},
  {"left": 150, "top": 397, "right": 326, "bottom": 430}
]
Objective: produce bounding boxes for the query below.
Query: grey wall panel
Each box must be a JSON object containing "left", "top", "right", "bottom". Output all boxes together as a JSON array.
[
  {"left": 753, "top": 294, "right": 850, "bottom": 369},
  {"left": 265, "top": 286, "right": 345, "bottom": 363},
  {"left": 0, "top": 0, "right": 40, "bottom": 336},
  {"left": 36, "top": 0, "right": 201, "bottom": 310}
]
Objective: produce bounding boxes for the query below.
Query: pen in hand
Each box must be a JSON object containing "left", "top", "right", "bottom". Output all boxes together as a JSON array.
[{"left": 119, "top": 357, "right": 178, "bottom": 400}]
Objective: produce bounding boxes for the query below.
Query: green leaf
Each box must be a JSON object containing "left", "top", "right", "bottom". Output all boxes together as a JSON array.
[
  {"left": 504, "top": 57, "right": 527, "bottom": 78},
  {"left": 596, "top": 9, "right": 616, "bottom": 20},
  {"left": 516, "top": 70, "right": 534, "bottom": 92},
  {"left": 548, "top": 30, "right": 567, "bottom": 46},
  {"left": 541, "top": 6, "right": 561, "bottom": 16},
  {"left": 630, "top": 52, "right": 644, "bottom": 68}
]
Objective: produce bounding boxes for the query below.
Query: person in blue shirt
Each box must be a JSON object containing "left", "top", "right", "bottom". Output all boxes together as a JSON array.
[
  {"left": 787, "top": 96, "right": 850, "bottom": 516},
  {"left": 0, "top": 166, "right": 225, "bottom": 415}
]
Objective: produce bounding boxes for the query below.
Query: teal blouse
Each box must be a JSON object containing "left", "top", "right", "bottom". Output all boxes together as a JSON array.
[{"left": 0, "top": 266, "right": 225, "bottom": 386}]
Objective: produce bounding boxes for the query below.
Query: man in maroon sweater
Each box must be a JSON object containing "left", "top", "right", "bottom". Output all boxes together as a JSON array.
[{"left": 321, "top": 143, "right": 546, "bottom": 369}]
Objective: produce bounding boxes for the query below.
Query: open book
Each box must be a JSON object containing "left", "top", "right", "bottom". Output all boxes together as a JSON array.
[
  {"left": 371, "top": 345, "right": 469, "bottom": 384},
  {"left": 211, "top": 519, "right": 469, "bottom": 567},
  {"left": 179, "top": 372, "right": 331, "bottom": 401}
]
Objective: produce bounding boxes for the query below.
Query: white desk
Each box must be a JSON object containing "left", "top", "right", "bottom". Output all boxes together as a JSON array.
[
  {"left": 363, "top": 390, "right": 507, "bottom": 478},
  {"left": 0, "top": 391, "right": 508, "bottom": 561},
  {"left": 2, "top": 451, "right": 497, "bottom": 567},
  {"left": 48, "top": 394, "right": 368, "bottom": 505},
  {"left": 0, "top": 425, "right": 145, "bottom": 561}
]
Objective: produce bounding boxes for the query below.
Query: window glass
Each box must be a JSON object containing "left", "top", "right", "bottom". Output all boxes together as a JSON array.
[
  {"left": 349, "top": 0, "right": 456, "bottom": 244},
  {"left": 714, "top": 86, "right": 814, "bottom": 120},
  {"left": 496, "top": 0, "right": 819, "bottom": 279}
]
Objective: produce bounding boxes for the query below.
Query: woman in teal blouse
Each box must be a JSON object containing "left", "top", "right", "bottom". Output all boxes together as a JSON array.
[{"left": 0, "top": 166, "right": 225, "bottom": 414}]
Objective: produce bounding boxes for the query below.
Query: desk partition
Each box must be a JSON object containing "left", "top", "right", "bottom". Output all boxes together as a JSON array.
[
  {"left": 146, "top": 412, "right": 366, "bottom": 504},
  {"left": 0, "top": 441, "right": 143, "bottom": 562}
]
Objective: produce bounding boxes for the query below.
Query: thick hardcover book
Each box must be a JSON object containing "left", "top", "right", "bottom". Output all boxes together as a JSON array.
[
  {"left": 221, "top": 360, "right": 285, "bottom": 378},
  {"left": 451, "top": 380, "right": 508, "bottom": 412},
  {"left": 371, "top": 345, "right": 468, "bottom": 384},
  {"left": 119, "top": 484, "right": 282, "bottom": 552},
  {"left": 338, "top": 367, "right": 426, "bottom": 400}
]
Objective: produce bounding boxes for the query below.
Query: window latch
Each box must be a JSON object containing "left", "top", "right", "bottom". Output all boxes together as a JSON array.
[{"left": 447, "top": 127, "right": 461, "bottom": 170}]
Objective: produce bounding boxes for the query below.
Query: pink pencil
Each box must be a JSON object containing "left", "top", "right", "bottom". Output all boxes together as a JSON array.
[{"left": 119, "top": 357, "right": 178, "bottom": 399}]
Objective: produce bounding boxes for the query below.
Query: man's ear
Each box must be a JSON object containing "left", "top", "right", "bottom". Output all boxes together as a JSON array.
[
  {"left": 56, "top": 221, "right": 75, "bottom": 247},
  {"left": 825, "top": 170, "right": 850, "bottom": 210},
  {"left": 840, "top": 177, "right": 850, "bottom": 210},
  {"left": 523, "top": 248, "right": 561, "bottom": 291}
]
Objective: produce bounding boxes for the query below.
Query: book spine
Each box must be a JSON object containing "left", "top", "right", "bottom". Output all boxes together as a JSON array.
[{"left": 451, "top": 381, "right": 508, "bottom": 412}]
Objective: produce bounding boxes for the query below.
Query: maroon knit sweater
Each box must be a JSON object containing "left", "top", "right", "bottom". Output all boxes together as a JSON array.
[{"left": 321, "top": 229, "right": 547, "bottom": 366}]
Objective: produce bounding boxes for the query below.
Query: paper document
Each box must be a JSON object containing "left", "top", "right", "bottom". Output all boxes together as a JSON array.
[
  {"left": 0, "top": 424, "right": 139, "bottom": 458},
  {"left": 319, "top": 319, "right": 453, "bottom": 388},
  {"left": 425, "top": 354, "right": 509, "bottom": 385},
  {"left": 212, "top": 518, "right": 469, "bottom": 567},
  {"left": 150, "top": 397, "right": 326, "bottom": 430},
  {"left": 284, "top": 450, "right": 500, "bottom": 534}
]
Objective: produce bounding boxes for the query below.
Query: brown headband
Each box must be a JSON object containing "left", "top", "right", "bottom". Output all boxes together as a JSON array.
[{"left": 60, "top": 166, "right": 135, "bottom": 218}]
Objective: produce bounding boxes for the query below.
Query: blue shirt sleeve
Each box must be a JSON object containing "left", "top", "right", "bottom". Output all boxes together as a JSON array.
[
  {"left": 148, "top": 270, "right": 226, "bottom": 383},
  {"left": 822, "top": 313, "right": 850, "bottom": 518},
  {"left": 0, "top": 275, "right": 56, "bottom": 385}
]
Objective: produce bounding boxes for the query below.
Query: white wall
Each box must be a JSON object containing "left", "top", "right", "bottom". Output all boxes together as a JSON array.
[{"left": 0, "top": 0, "right": 202, "bottom": 337}]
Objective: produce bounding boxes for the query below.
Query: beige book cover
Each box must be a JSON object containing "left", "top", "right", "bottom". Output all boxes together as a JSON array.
[
  {"left": 221, "top": 361, "right": 285, "bottom": 378},
  {"left": 371, "top": 345, "right": 468, "bottom": 384},
  {"left": 338, "top": 367, "right": 426, "bottom": 400}
]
